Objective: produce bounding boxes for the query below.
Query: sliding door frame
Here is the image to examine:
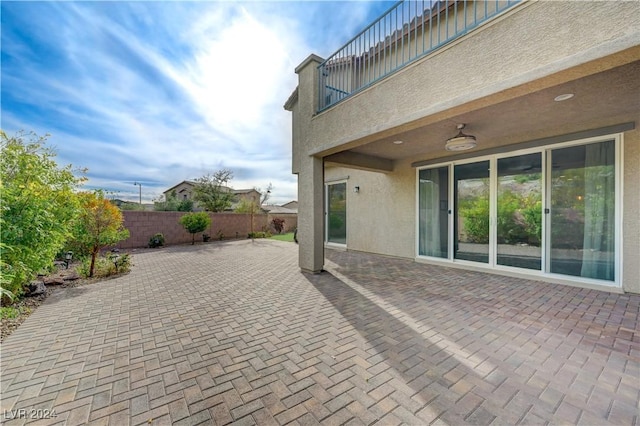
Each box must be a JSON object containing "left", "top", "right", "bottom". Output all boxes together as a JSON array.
[{"left": 415, "top": 133, "right": 623, "bottom": 288}]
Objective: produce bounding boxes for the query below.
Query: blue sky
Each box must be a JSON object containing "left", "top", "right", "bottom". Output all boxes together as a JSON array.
[{"left": 1, "top": 1, "right": 395, "bottom": 204}]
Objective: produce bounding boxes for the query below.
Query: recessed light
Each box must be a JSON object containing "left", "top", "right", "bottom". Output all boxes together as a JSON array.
[
  {"left": 392, "top": 140, "right": 404, "bottom": 145},
  {"left": 554, "top": 93, "right": 574, "bottom": 102}
]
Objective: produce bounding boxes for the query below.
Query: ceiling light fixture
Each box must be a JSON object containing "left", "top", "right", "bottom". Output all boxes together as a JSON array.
[
  {"left": 445, "top": 124, "right": 477, "bottom": 151},
  {"left": 392, "top": 140, "right": 404, "bottom": 145},
  {"left": 554, "top": 93, "right": 574, "bottom": 102}
]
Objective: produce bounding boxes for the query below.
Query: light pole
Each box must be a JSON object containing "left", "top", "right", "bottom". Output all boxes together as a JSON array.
[{"left": 134, "top": 182, "right": 142, "bottom": 205}]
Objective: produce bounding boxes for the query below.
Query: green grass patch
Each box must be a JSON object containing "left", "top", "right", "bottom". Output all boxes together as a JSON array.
[
  {"left": 270, "top": 232, "right": 295, "bottom": 242},
  {"left": 0, "top": 306, "right": 21, "bottom": 319}
]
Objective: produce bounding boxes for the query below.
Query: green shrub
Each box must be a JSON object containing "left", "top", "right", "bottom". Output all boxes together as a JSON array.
[
  {"left": 1, "top": 131, "right": 85, "bottom": 297},
  {"left": 248, "top": 231, "right": 272, "bottom": 239},
  {"left": 459, "top": 196, "right": 490, "bottom": 244},
  {"left": 149, "top": 233, "right": 165, "bottom": 248},
  {"left": 460, "top": 189, "right": 542, "bottom": 245},
  {"left": 0, "top": 306, "right": 21, "bottom": 319}
]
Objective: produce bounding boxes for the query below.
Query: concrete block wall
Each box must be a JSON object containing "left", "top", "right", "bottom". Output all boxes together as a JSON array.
[{"left": 119, "top": 211, "right": 275, "bottom": 249}]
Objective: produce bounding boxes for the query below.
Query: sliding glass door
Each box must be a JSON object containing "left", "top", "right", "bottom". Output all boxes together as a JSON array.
[
  {"left": 454, "top": 161, "right": 490, "bottom": 263},
  {"left": 549, "top": 140, "right": 615, "bottom": 281},
  {"left": 497, "top": 153, "right": 542, "bottom": 270},
  {"left": 417, "top": 137, "right": 618, "bottom": 284},
  {"left": 326, "top": 182, "right": 347, "bottom": 244},
  {"left": 418, "top": 167, "right": 449, "bottom": 258}
]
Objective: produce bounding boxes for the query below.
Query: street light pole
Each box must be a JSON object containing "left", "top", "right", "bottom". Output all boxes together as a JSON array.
[{"left": 134, "top": 182, "right": 142, "bottom": 205}]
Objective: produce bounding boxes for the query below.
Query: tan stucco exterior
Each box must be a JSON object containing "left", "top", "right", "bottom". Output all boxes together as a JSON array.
[
  {"left": 623, "top": 126, "right": 640, "bottom": 293},
  {"left": 287, "top": 1, "right": 640, "bottom": 293},
  {"left": 324, "top": 163, "right": 416, "bottom": 259}
]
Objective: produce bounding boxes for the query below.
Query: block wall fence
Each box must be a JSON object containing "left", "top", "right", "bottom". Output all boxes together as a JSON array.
[{"left": 118, "top": 211, "right": 297, "bottom": 249}]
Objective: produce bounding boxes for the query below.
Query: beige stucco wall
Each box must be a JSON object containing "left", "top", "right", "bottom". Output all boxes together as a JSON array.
[
  {"left": 623, "top": 126, "right": 640, "bottom": 293},
  {"left": 307, "top": 1, "right": 640, "bottom": 155},
  {"left": 164, "top": 182, "right": 194, "bottom": 199},
  {"left": 289, "top": 1, "right": 640, "bottom": 290},
  {"left": 325, "top": 161, "right": 415, "bottom": 258},
  {"left": 327, "top": 131, "right": 639, "bottom": 293}
]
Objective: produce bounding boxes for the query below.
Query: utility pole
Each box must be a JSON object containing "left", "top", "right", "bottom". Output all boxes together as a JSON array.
[{"left": 134, "top": 182, "right": 142, "bottom": 205}]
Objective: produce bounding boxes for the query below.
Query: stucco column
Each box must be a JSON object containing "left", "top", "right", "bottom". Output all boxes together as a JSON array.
[{"left": 298, "top": 155, "right": 324, "bottom": 273}]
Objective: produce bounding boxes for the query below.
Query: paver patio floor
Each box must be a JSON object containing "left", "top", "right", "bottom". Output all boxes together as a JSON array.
[{"left": 1, "top": 240, "right": 638, "bottom": 425}]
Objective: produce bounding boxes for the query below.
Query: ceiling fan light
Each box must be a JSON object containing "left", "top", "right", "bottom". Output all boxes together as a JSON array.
[{"left": 445, "top": 125, "right": 477, "bottom": 151}]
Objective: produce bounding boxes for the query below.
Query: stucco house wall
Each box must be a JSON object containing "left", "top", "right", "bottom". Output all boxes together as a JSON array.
[
  {"left": 325, "top": 164, "right": 415, "bottom": 258},
  {"left": 288, "top": 1, "right": 640, "bottom": 293}
]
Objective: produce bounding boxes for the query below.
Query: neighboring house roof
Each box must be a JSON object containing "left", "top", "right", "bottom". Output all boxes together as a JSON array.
[
  {"left": 233, "top": 188, "right": 260, "bottom": 195},
  {"left": 163, "top": 180, "right": 197, "bottom": 195},
  {"left": 163, "top": 180, "right": 257, "bottom": 196},
  {"left": 262, "top": 205, "right": 297, "bottom": 215},
  {"left": 281, "top": 201, "right": 298, "bottom": 210}
]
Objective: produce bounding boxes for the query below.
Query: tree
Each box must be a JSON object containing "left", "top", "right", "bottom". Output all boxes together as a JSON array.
[
  {"left": 257, "top": 182, "right": 274, "bottom": 205},
  {"left": 179, "top": 212, "right": 211, "bottom": 245},
  {"left": 73, "top": 190, "right": 130, "bottom": 277},
  {"left": 154, "top": 190, "right": 193, "bottom": 212},
  {"left": 192, "top": 169, "right": 235, "bottom": 212},
  {"left": 1, "top": 130, "right": 85, "bottom": 297},
  {"left": 235, "top": 199, "right": 262, "bottom": 236}
]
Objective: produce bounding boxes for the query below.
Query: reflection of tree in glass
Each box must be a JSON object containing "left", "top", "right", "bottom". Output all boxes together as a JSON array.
[{"left": 458, "top": 179, "right": 489, "bottom": 243}]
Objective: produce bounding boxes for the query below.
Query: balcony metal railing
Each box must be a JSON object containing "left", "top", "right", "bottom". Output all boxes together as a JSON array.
[{"left": 318, "top": 0, "right": 520, "bottom": 111}]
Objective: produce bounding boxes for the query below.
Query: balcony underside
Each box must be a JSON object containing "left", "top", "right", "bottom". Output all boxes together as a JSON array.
[{"left": 319, "top": 57, "right": 640, "bottom": 169}]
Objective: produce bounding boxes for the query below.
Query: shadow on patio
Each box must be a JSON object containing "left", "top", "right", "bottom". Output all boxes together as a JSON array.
[{"left": 304, "top": 249, "right": 639, "bottom": 425}]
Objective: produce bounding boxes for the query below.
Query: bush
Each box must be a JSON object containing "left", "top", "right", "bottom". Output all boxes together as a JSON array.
[
  {"left": 271, "top": 218, "right": 285, "bottom": 234},
  {"left": 1, "top": 131, "right": 85, "bottom": 297},
  {"left": 459, "top": 196, "right": 490, "bottom": 244},
  {"left": 248, "top": 231, "right": 272, "bottom": 239},
  {"left": 149, "top": 233, "right": 165, "bottom": 248}
]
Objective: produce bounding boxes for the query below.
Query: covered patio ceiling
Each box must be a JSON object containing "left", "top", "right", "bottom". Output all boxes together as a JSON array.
[{"left": 325, "top": 58, "right": 639, "bottom": 170}]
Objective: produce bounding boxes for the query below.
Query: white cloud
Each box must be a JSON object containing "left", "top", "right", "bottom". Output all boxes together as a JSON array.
[{"left": 1, "top": 1, "right": 391, "bottom": 205}]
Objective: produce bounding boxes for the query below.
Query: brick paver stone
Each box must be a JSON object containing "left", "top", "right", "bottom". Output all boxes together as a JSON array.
[{"left": 1, "top": 240, "right": 638, "bottom": 425}]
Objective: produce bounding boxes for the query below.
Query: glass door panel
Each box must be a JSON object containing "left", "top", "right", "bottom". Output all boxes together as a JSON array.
[
  {"left": 549, "top": 141, "right": 615, "bottom": 281},
  {"left": 419, "top": 167, "right": 449, "bottom": 258},
  {"left": 497, "top": 153, "right": 542, "bottom": 270},
  {"left": 454, "top": 161, "right": 490, "bottom": 263},
  {"left": 327, "top": 182, "right": 347, "bottom": 244}
]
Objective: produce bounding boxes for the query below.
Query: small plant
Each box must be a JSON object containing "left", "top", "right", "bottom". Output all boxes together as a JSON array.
[
  {"left": 0, "top": 306, "right": 21, "bottom": 319},
  {"left": 0, "top": 285, "right": 15, "bottom": 306},
  {"left": 149, "top": 233, "right": 165, "bottom": 248},
  {"left": 203, "top": 234, "right": 211, "bottom": 242},
  {"left": 77, "top": 253, "right": 131, "bottom": 278},
  {"left": 179, "top": 212, "right": 211, "bottom": 245},
  {"left": 216, "top": 230, "right": 225, "bottom": 241},
  {"left": 271, "top": 218, "right": 285, "bottom": 234},
  {"left": 248, "top": 231, "right": 272, "bottom": 239}
]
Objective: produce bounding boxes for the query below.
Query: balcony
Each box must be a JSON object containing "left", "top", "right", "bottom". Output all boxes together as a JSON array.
[{"left": 318, "top": 0, "right": 520, "bottom": 112}]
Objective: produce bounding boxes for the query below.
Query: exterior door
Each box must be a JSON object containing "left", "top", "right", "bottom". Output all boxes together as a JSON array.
[
  {"left": 496, "top": 153, "right": 543, "bottom": 270},
  {"left": 417, "top": 136, "right": 619, "bottom": 285},
  {"left": 326, "top": 182, "right": 347, "bottom": 244},
  {"left": 454, "top": 161, "right": 490, "bottom": 263}
]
